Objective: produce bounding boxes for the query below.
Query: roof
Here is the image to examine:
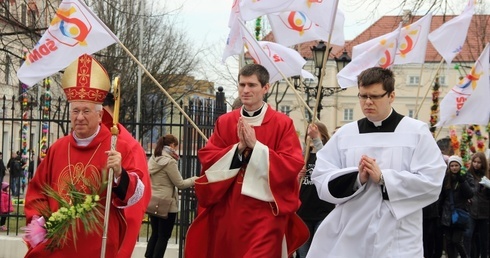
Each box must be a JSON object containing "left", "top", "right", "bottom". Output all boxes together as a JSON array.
[{"left": 263, "top": 14, "right": 490, "bottom": 63}]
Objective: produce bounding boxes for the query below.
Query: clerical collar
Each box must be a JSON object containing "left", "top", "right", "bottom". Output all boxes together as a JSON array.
[
  {"left": 358, "top": 109, "right": 404, "bottom": 134},
  {"left": 242, "top": 103, "right": 265, "bottom": 117},
  {"left": 73, "top": 125, "right": 101, "bottom": 147},
  {"left": 241, "top": 104, "right": 268, "bottom": 126},
  {"left": 368, "top": 109, "right": 393, "bottom": 127}
]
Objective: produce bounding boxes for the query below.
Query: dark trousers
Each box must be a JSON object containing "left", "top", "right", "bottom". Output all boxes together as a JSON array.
[
  {"left": 470, "top": 219, "right": 489, "bottom": 258},
  {"left": 145, "top": 212, "right": 177, "bottom": 258},
  {"left": 424, "top": 218, "right": 444, "bottom": 258},
  {"left": 445, "top": 226, "right": 468, "bottom": 258},
  {"left": 0, "top": 215, "right": 6, "bottom": 226},
  {"left": 9, "top": 177, "right": 20, "bottom": 196}
]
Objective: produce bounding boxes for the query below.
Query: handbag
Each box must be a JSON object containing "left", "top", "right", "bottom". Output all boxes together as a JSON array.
[
  {"left": 449, "top": 190, "right": 470, "bottom": 229},
  {"left": 146, "top": 196, "right": 173, "bottom": 219}
]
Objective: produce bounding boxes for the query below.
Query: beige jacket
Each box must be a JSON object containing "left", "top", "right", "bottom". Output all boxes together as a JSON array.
[{"left": 148, "top": 151, "right": 196, "bottom": 213}]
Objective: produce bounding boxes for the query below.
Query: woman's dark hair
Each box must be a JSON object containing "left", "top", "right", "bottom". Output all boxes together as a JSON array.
[
  {"left": 304, "top": 122, "right": 330, "bottom": 145},
  {"left": 154, "top": 134, "right": 179, "bottom": 157}
]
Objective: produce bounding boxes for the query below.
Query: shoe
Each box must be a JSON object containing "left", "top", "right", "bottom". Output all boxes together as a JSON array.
[{"left": 0, "top": 225, "right": 7, "bottom": 231}]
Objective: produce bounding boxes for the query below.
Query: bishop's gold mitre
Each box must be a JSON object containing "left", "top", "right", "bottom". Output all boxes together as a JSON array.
[{"left": 61, "top": 54, "right": 110, "bottom": 104}]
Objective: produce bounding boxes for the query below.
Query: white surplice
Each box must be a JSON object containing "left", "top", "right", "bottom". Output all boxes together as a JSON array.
[{"left": 307, "top": 117, "right": 446, "bottom": 258}]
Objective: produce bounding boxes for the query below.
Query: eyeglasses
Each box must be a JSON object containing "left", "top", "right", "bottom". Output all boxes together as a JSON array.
[
  {"left": 357, "top": 91, "right": 389, "bottom": 101},
  {"left": 70, "top": 109, "right": 97, "bottom": 117}
]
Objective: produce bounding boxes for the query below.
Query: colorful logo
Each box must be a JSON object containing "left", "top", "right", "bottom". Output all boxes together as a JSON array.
[
  {"left": 49, "top": 1, "right": 92, "bottom": 47},
  {"left": 397, "top": 24, "right": 422, "bottom": 58},
  {"left": 283, "top": 11, "right": 313, "bottom": 36},
  {"left": 307, "top": 0, "right": 323, "bottom": 8},
  {"left": 451, "top": 61, "right": 483, "bottom": 116},
  {"left": 378, "top": 38, "right": 397, "bottom": 68}
]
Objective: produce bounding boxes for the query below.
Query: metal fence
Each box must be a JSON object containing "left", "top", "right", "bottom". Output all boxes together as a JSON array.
[{"left": 0, "top": 88, "right": 227, "bottom": 257}]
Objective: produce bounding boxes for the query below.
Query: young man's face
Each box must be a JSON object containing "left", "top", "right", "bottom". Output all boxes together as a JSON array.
[
  {"left": 358, "top": 83, "right": 394, "bottom": 122},
  {"left": 238, "top": 74, "right": 269, "bottom": 111}
]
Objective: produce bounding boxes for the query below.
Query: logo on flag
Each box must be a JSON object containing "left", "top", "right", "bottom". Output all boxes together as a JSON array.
[
  {"left": 450, "top": 68, "right": 482, "bottom": 116},
  {"left": 50, "top": 3, "right": 91, "bottom": 47},
  {"left": 25, "top": 1, "right": 93, "bottom": 66},
  {"left": 284, "top": 11, "right": 313, "bottom": 36},
  {"left": 17, "top": 0, "right": 118, "bottom": 87},
  {"left": 436, "top": 43, "right": 489, "bottom": 127},
  {"left": 377, "top": 37, "right": 398, "bottom": 68},
  {"left": 398, "top": 25, "right": 422, "bottom": 58}
]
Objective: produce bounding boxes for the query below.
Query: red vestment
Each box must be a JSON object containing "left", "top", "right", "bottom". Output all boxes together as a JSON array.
[
  {"left": 185, "top": 107, "right": 309, "bottom": 258},
  {"left": 24, "top": 125, "right": 144, "bottom": 258},
  {"left": 101, "top": 112, "right": 152, "bottom": 258}
]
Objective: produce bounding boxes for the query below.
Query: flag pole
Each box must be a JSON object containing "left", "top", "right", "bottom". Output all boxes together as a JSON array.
[
  {"left": 238, "top": 19, "right": 315, "bottom": 117},
  {"left": 77, "top": 0, "right": 208, "bottom": 141},
  {"left": 300, "top": 0, "right": 340, "bottom": 186},
  {"left": 413, "top": 63, "right": 425, "bottom": 119},
  {"left": 415, "top": 59, "right": 445, "bottom": 118}
]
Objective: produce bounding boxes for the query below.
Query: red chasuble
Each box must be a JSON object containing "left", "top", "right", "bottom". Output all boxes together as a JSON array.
[
  {"left": 185, "top": 106, "right": 309, "bottom": 258},
  {"left": 24, "top": 125, "right": 143, "bottom": 258},
  {"left": 101, "top": 112, "right": 152, "bottom": 258}
]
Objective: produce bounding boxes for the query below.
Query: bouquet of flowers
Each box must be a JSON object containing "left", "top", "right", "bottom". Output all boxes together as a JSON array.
[{"left": 23, "top": 178, "right": 105, "bottom": 251}]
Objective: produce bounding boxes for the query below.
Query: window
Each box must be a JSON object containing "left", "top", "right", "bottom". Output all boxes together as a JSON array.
[
  {"left": 407, "top": 76, "right": 420, "bottom": 85},
  {"left": 343, "top": 108, "right": 353, "bottom": 121},
  {"left": 408, "top": 109, "right": 414, "bottom": 118},
  {"left": 280, "top": 105, "right": 291, "bottom": 116},
  {"left": 438, "top": 76, "right": 446, "bottom": 86}
]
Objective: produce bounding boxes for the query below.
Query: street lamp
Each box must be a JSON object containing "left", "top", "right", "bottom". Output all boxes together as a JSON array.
[
  {"left": 293, "top": 41, "right": 350, "bottom": 122},
  {"left": 335, "top": 50, "right": 352, "bottom": 72},
  {"left": 311, "top": 40, "right": 327, "bottom": 71}
]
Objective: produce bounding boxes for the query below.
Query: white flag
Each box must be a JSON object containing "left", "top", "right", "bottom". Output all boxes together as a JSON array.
[
  {"left": 436, "top": 43, "right": 490, "bottom": 127},
  {"left": 337, "top": 24, "right": 401, "bottom": 88},
  {"left": 228, "top": 0, "right": 240, "bottom": 27},
  {"left": 239, "top": 0, "right": 296, "bottom": 21},
  {"left": 222, "top": 17, "right": 244, "bottom": 62},
  {"left": 354, "top": 14, "right": 431, "bottom": 65},
  {"left": 17, "top": 0, "right": 118, "bottom": 86},
  {"left": 288, "top": 0, "right": 339, "bottom": 32},
  {"left": 239, "top": 20, "right": 306, "bottom": 83},
  {"left": 396, "top": 13, "right": 432, "bottom": 64},
  {"left": 428, "top": 0, "right": 474, "bottom": 64},
  {"left": 268, "top": 9, "right": 344, "bottom": 47}
]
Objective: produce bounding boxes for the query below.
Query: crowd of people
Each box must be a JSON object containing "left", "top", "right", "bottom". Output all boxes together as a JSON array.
[{"left": 1, "top": 60, "right": 489, "bottom": 258}]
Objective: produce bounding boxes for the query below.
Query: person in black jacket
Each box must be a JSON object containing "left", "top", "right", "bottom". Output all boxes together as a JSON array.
[
  {"left": 441, "top": 155, "right": 475, "bottom": 258},
  {"left": 296, "top": 122, "right": 334, "bottom": 258},
  {"left": 6, "top": 151, "right": 25, "bottom": 197},
  {"left": 464, "top": 152, "right": 490, "bottom": 258},
  {"left": 0, "top": 152, "right": 6, "bottom": 184}
]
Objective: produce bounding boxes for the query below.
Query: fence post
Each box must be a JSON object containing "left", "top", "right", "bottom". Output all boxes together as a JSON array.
[{"left": 215, "top": 86, "right": 226, "bottom": 116}]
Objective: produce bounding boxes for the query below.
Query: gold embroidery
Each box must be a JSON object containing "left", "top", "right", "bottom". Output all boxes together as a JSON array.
[{"left": 57, "top": 142, "right": 103, "bottom": 197}]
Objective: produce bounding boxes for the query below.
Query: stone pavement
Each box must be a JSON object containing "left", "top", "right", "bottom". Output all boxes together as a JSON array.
[{"left": 0, "top": 234, "right": 181, "bottom": 258}]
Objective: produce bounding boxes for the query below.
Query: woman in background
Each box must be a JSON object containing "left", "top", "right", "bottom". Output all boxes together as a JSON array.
[
  {"left": 440, "top": 155, "right": 474, "bottom": 258},
  {"left": 145, "top": 135, "right": 198, "bottom": 258},
  {"left": 464, "top": 152, "right": 490, "bottom": 258},
  {"left": 296, "top": 122, "right": 334, "bottom": 258}
]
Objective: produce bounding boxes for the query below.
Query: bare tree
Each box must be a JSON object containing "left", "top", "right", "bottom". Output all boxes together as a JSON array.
[{"left": 0, "top": 0, "right": 204, "bottom": 137}]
